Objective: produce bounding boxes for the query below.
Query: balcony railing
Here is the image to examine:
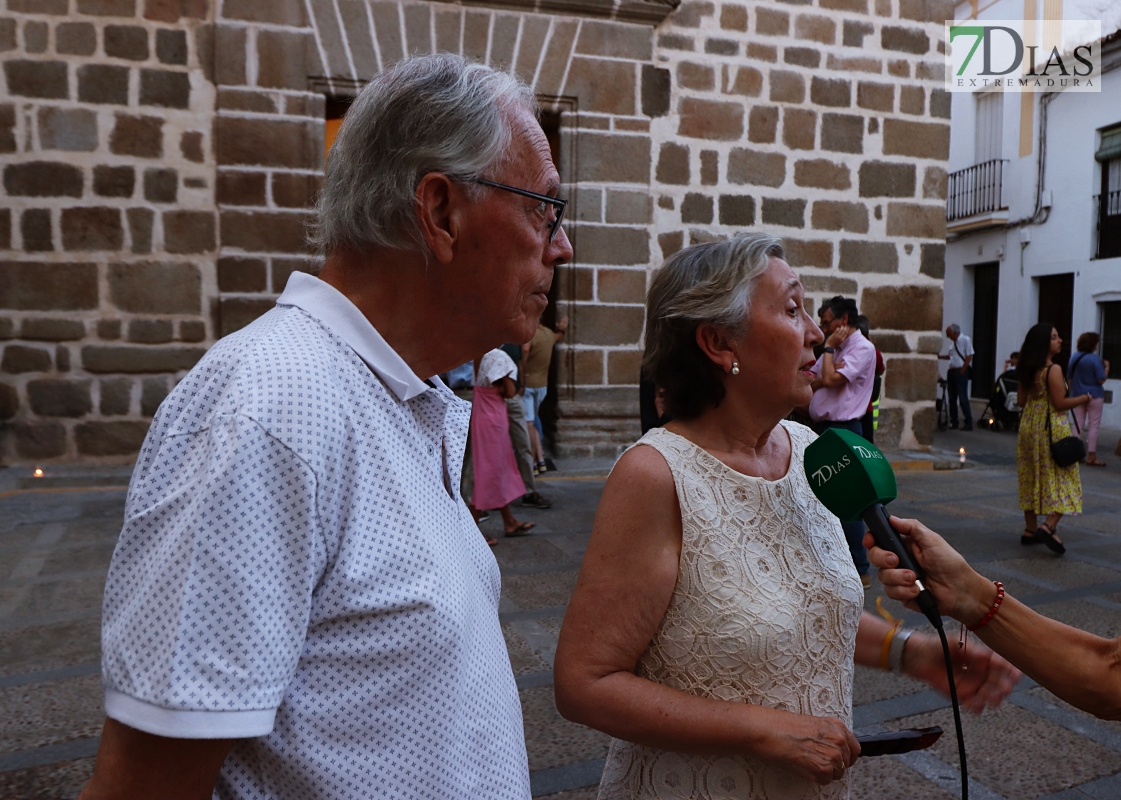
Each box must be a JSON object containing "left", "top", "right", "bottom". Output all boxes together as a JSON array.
[
  {"left": 946, "top": 159, "right": 1009, "bottom": 223},
  {"left": 1097, "top": 189, "right": 1121, "bottom": 259}
]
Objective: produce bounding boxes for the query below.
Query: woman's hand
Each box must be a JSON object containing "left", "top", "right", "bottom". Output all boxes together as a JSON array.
[
  {"left": 863, "top": 518, "right": 995, "bottom": 625},
  {"left": 755, "top": 711, "right": 859, "bottom": 785},
  {"left": 1083, "top": 394, "right": 1093, "bottom": 405},
  {"left": 902, "top": 634, "right": 1021, "bottom": 713}
]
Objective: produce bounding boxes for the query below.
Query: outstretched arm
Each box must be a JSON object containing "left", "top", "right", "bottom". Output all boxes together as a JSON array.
[{"left": 867, "top": 520, "right": 1121, "bottom": 720}]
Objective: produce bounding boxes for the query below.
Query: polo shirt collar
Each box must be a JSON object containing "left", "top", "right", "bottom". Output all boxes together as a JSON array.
[
  {"left": 838, "top": 328, "right": 867, "bottom": 352},
  {"left": 276, "top": 272, "right": 432, "bottom": 402}
]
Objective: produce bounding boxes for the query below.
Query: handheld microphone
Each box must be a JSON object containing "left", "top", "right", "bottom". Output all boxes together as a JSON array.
[
  {"left": 803, "top": 428, "right": 942, "bottom": 629},
  {"left": 803, "top": 427, "right": 969, "bottom": 799}
]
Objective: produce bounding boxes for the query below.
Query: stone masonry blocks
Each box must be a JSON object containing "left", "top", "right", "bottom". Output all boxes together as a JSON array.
[
  {"left": 1, "top": 0, "right": 219, "bottom": 463},
  {"left": 574, "top": 226, "right": 650, "bottom": 266},
  {"left": 727, "top": 148, "right": 785, "bottom": 187},
  {"left": 0, "top": 0, "right": 950, "bottom": 460},
  {"left": 108, "top": 262, "right": 201, "bottom": 314},
  {"left": 678, "top": 98, "right": 743, "bottom": 141},
  {"left": 861, "top": 286, "right": 943, "bottom": 331}
]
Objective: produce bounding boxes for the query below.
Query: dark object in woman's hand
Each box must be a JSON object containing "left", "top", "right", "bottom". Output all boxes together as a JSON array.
[{"left": 856, "top": 727, "right": 943, "bottom": 758}]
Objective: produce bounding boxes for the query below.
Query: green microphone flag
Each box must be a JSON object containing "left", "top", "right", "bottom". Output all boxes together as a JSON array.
[{"left": 803, "top": 428, "right": 897, "bottom": 523}]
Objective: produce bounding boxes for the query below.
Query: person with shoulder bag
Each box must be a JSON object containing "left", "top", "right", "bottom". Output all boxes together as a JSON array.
[
  {"left": 1014, "top": 323, "right": 1091, "bottom": 555},
  {"left": 938, "top": 324, "right": 974, "bottom": 430},
  {"left": 1069, "top": 332, "right": 1110, "bottom": 466}
]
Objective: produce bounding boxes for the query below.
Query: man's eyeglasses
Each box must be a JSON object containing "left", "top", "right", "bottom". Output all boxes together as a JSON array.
[{"left": 473, "top": 178, "right": 567, "bottom": 243}]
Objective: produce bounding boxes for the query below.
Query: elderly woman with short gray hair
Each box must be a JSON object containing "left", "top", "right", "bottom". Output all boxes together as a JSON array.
[{"left": 554, "top": 233, "right": 1018, "bottom": 799}]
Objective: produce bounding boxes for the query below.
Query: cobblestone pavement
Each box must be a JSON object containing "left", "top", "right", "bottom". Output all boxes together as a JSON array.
[{"left": 5, "top": 426, "right": 1121, "bottom": 798}]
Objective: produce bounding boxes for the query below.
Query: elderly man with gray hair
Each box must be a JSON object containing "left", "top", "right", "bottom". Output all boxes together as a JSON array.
[
  {"left": 938, "top": 323, "right": 974, "bottom": 431},
  {"left": 81, "top": 55, "right": 571, "bottom": 800}
]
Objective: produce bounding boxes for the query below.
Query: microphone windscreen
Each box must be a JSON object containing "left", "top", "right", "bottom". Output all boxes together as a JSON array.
[{"left": 803, "top": 428, "right": 898, "bottom": 522}]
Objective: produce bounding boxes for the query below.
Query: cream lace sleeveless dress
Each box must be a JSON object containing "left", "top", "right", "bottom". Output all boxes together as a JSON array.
[{"left": 598, "top": 422, "right": 863, "bottom": 800}]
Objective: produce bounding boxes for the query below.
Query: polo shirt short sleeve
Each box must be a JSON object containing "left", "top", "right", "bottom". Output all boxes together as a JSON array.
[{"left": 103, "top": 412, "right": 324, "bottom": 738}]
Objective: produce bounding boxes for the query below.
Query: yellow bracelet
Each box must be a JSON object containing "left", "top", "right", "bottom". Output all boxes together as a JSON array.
[{"left": 879, "top": 620, "right": 903, "bottom": 671}]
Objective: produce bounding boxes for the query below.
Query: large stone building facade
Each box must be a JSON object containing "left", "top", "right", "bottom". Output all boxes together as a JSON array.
[{"left": 0, "top": 0, "right": 951, "bottom": 463}]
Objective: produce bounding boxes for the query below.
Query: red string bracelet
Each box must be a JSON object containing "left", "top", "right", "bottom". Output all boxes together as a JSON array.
[{"left": 966, "top": 581, "right": 1005, "bottom": 631}]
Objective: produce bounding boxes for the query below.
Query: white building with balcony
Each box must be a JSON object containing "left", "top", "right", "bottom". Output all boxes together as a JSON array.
[{"left": 943, "top": 6, "right": 1121, "bottom": 424}]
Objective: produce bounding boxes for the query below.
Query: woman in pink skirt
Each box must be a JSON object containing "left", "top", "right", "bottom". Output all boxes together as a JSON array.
[{"left": 471, "top": 348, "right": 535, "bottom": 543}]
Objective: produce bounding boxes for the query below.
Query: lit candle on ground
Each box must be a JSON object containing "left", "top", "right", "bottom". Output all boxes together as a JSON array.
[
  {"left": 33, "top": 467, "right": 43, "bottom": 477},
  {"left": 959, "top": 447, "right": 966, "bottom": 464}
]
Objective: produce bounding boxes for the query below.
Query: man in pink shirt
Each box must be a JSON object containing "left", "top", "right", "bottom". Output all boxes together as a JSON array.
[{"left": 808, "top": 295, "right": 877, "bottom": 585}]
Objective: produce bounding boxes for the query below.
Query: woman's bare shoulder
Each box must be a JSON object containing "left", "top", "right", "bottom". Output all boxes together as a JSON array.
[
  {"left": 596, "top": 441, "right": 681, "bottom": 527},
  {"left": 609, "top": 441, "right": 675, "bottom": 493}
]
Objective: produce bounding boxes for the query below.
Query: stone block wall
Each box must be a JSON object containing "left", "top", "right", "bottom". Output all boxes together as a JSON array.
[
  {"left": 1, "top": 0, "right": 953, "bottom": 463},
  {"left": 642, "top": 0, "right": 953, "bottom": 450},
  {"left": 1, "top": 0, "right": 216, "bottom": 462},
  {"left": 210, "top": 0, "right": 324, "bottom": 340}
]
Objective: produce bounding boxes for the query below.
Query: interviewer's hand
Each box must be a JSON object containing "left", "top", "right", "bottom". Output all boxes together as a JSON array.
[
  {"left": 902, "top": 633, "right": 1020, "bottom": 713},
  {"left": 756, "top": 710, "right": 859, "bottom": 785},
  {"left": 862, "top": 517, "right": 995, "bottom": 626}
]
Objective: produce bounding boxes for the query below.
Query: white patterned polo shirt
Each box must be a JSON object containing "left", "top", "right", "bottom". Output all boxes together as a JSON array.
[{"left": 101, "top": 272, "right": 530, "bottom": 800}]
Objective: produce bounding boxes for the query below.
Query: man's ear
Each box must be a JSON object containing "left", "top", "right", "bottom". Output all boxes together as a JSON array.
[
  {"left": 415, "top": 173, "right": 458, "bottom": 264},
  {"left": 695, "top": 324, "right": 737, "bottom": 375}
]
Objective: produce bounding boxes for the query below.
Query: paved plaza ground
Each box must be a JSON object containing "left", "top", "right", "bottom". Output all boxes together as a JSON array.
[{"left": 5, "top": 423, "right": 1121, "bottom": 798}]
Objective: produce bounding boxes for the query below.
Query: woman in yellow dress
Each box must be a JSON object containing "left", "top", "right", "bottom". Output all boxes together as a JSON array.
[{"left": 1016, "top": 323, "right": 1091, "bottom": 554}]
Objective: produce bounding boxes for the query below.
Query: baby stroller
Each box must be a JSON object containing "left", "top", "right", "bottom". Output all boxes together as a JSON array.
[{"left": 978, "top": 371, "right": 1021, "bottom": 432}]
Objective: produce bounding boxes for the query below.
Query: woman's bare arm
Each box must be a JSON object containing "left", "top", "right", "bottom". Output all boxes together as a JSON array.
[
  {"left": 853, "top": 611, "right": 1018, "bottom": 713},
  {"left": 976, "top": 594, "right": 1121, "bottom": 718},
  {"left": 554, "top": 445, "right": 858, "bottom": 783},
  {"left": 1047, "top": 365, "right": 1089, "bottom": 411}
]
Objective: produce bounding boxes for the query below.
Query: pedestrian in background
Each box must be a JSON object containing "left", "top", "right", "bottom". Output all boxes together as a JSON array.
[
  {"left": 938, "top": 323, "right": 974, "bottom": 431},
  {"left": 1069, "top": 332, "right": 1109, "bottom": 466},
  {"left": 1015, "top": 323, "right": 1091, "bottom": 555},
  {"left": 855, "top": 315, "right": 884, "bottom": 443},
  {"left": 639, "top": 368, "right": 673, "bottom": 434},
  {"left": 809, "top": 295, "right": 877, "bottom": 587},
  {"left": 522, "top": 315, "right": 568, "bottom": 473},
  {"left": 472, "top": 348, "right": 537, "bottom": 542},
  {"left": 500, "top": 342, "right": 551, "bottom": 508}
]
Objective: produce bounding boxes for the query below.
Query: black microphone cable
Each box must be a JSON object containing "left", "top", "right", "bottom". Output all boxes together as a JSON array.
[
  {"left": 864, "top": 505, "right": 968, "bottom": 798},
  {"left": 930, "top": 615, "right": 968, "bottom": 800}
]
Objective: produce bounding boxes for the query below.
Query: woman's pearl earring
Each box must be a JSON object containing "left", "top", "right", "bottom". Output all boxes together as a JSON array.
[{"left": 731, "top": 361, "right": 740, "bottom": 376}]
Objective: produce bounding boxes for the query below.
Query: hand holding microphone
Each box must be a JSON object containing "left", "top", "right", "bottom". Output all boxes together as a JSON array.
[{"left": 863, "top": 519, "right": 1004, "bottom": 630}]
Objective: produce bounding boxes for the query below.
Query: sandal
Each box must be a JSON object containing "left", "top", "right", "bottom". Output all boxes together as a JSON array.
[
  {"left": 504, "top": 521, "right": 535, "bottom": 537},
  {"left": 1035, "top": 523, "right": 1066, "bottom": 555},
  {"left": 1021, "top": 529, "right": 1044, "bottom": 546},
  {"left": 1087, "top": 458, "right": 1107, "bottom": 467}
]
